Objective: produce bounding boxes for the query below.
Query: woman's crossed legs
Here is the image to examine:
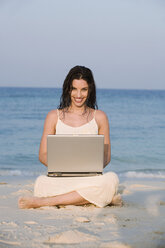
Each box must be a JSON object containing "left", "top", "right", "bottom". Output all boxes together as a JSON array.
[{"left": 18, "top": 191, "right": 122, "bottom": 209}]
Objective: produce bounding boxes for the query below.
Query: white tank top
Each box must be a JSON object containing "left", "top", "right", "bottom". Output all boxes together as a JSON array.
[{"left": 56, "top": 109, "right": 98, "bottom": 135}]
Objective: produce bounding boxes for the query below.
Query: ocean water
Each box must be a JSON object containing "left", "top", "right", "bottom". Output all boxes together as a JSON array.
[{"left": 0, "top": 87, "right": 165, "bottom": 180}]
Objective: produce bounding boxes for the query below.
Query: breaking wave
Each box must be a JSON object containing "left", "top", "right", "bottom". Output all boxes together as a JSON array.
[{"left": 119, "top": 170, "right": 165, "bottom": 179}]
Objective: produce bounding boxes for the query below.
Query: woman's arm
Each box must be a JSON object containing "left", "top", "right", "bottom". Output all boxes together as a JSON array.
[
  {"left": 39, "top": 110, "right": 58, "bottom": 166},
  {"left": 95, "top": 110, "right": 111, "bottom": 168}
]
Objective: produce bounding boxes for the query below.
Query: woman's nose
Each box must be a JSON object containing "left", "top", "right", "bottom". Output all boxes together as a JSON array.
[{"left": 77, "top": 90, "right": 81, "bottom": 97}]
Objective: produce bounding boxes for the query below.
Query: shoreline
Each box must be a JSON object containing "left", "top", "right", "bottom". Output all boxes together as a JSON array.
[{"left": 0, "top": 176, "right": 165, "bottom": 247}]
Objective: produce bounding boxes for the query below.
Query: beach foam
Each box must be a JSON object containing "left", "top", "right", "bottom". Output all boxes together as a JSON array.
[
  {"left": 1, "top": 168, "right": 165, "bottom": 180},
  {"left": 121, "top": 170, "right": 165, "bottom": 179}
]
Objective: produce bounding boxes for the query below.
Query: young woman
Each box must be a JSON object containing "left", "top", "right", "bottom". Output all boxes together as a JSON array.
[{"left": 19, "top": 66, "right": 122, "bottom": 209}]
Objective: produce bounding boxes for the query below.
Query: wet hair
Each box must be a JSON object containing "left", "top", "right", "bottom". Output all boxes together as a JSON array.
[{"left": 58, "top": 65, "right": 98, "bottom": 110}]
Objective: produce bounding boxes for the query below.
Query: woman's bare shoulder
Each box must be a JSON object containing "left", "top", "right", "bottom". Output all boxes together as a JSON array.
[
  {"left": 45, "top": 109, "right": 58, "bottom": 122},
  {"left": 95, "top": 109, "right": 109, "bottom": 127},
  {"left": 95, "top": 109, "right": 108, "bottom": 120}
]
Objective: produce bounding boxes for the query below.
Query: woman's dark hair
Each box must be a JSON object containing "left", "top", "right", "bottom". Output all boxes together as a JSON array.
[{"left": 58, "top": 65, "right": 98, "bottom": 110}]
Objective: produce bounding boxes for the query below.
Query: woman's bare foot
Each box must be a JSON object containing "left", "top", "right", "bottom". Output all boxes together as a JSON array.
[
  {"left": 18, "top": 197, "right": 47, "bottom": 209},
  {"left": 111, "top": 194, "right": 123, "bottom": 206}
]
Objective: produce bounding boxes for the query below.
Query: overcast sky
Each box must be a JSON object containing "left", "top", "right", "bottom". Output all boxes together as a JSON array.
[{"left": 0, "top": 0, "right": 165, "bottom": 89}]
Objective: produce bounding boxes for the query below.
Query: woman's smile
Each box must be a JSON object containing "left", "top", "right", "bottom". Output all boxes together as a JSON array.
[{"left": 74, "top": 97, "right": 84, "bottom": 103}]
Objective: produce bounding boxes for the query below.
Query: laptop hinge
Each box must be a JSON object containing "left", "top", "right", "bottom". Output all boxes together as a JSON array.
[{"left": 47, "top": 172, "right": 102, "bottom": 177}]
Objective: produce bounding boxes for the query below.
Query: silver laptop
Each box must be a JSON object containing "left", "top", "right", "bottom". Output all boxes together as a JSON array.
[{"left": 47, "top": 134, "right": 104, "bottom": 177}]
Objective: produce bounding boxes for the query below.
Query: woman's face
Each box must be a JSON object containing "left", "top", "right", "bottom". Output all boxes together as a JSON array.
[{"left": 70, "top": 79, "right": 89, "bottom": 108}]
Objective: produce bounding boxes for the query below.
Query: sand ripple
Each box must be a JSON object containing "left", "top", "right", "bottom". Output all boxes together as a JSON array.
[{"left": 45, "top": 229, "right": 98, "bottom": 244}]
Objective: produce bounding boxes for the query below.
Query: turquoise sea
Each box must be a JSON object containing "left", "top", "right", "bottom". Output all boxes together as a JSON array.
[{"left": 0, "top": 87, "right": 165, "bottom": 181}]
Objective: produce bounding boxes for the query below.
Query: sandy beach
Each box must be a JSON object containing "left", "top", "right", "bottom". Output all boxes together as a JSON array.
[{"left": 0, "top": 176, "right": 165, "bottom": 248}]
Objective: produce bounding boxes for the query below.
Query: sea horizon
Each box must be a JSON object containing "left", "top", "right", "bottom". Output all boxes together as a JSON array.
[{"left": 0, "top": 86, "right": 165, "bottom": 91}]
